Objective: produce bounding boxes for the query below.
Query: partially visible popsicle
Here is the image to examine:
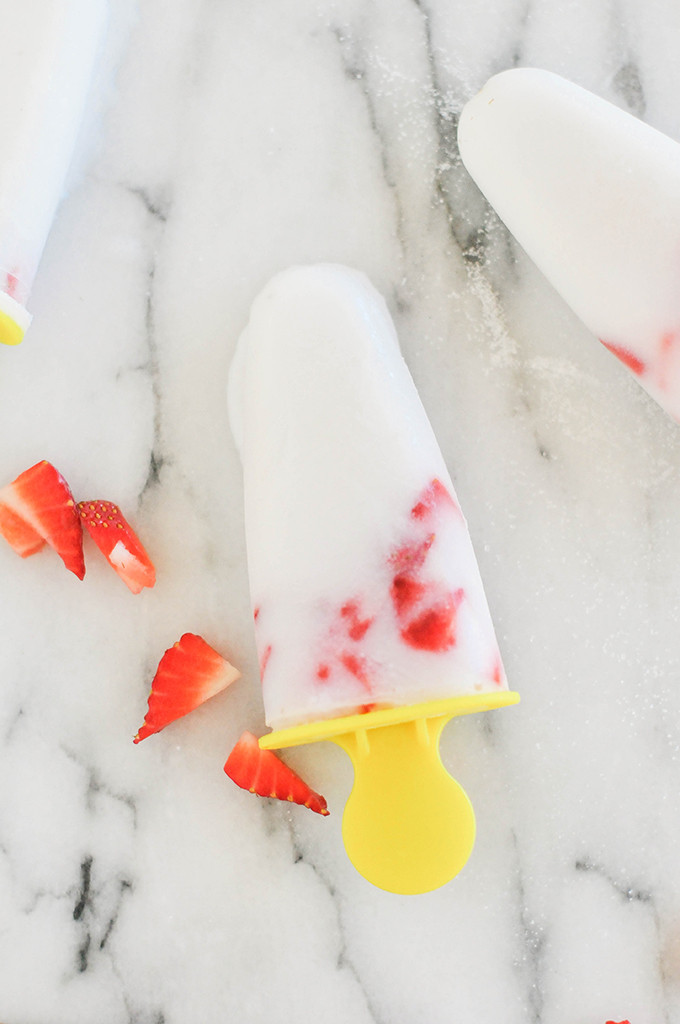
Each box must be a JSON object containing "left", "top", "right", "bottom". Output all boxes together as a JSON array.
[
  {"left": 228, "top": 264, "right": 518, "bottom": 893},
  {"left": 457, "top": 68, "right": 680, "bottom": 423},
  {"left": 0, "top": 0, "right": 107, "bottom": 345}
]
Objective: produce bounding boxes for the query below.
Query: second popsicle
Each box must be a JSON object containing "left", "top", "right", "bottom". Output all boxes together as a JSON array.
[
  {"left": 458, "top": 68, "right": 680, "bottom": 424},
  {"left": 228, "top": 264, "right": 518, "bottom": 893}
]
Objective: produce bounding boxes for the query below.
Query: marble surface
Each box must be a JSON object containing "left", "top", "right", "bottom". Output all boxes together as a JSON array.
[{"left": 1, "top": 0, "right": 680, "bottom": 1021}]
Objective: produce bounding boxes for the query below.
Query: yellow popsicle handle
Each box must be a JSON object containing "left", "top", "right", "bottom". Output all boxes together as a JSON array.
[
  {"left": 334, "top": 715, "right": 474, "bottom": 894},
  {"left": 0, "top": 307, "right": 26, "bottom": 346},
  {"left": 260, "top": 690, "right": 519, "bottom": 895}
]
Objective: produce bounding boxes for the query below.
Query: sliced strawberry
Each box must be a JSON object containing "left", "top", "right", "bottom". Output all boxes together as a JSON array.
[
  {"left": 224, "top": 731, "right": 329, "bottom": 815},
  {"left": 134, "top": 633, "right": 240, "bottom": 742},
  {"left": 78, "top": 500, "right": 155, "bottom": 594},
  {"left": 0, "top": 461, "right": 84, "bottom": 577},
  {"left": 0, "top": 503, "right": 45, "bottom": 557}
]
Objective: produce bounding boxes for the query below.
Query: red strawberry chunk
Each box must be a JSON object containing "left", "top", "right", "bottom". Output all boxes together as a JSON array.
[
  {"left": 224, "top": 731, "right": 329, "bottom": 815},
  {"left": 78, "top": 500, "right": 155, "bottom": 594},
  {"left": 411, "top": 478, "right": 457, "bottom": 520},
  {"left": 401, "top": 603, "right": 455, "bottom": 651},
  {"left": 259, "top": 643, "right": 272, "bottom": 680},
  {"left": 600, "top": 338, "right": 646, "bottom": 376},
  {"left": 339, "top": 650, "right": 372, "bottom": 688},
  {"left": 391, "top": 574, "right": 427, "bottom": 617},
  {"left": 0, "top": 461, "right": 84, "bottom": 577},
  {"left": 400, "top": 587, "right": 464, "bottom": 652},
  {"left": 491, "top": 655, "right": 504, "bottom": 686},
  {"left": 340, "top": 600, "right": 374, "bottom": 641},
  {"left": 389, "top": 534, "right": 435, "bottom": 573},
  {"left": 134, "top": 633, "right": 240, "bottom": 742}
]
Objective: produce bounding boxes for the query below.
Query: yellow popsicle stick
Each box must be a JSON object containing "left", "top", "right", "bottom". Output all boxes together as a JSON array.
[
  {"left": 260, "top": 690, "right": 520, "bottom": 895},
  {"left": 0, "top": 307, "right": 25, "bottom": 346}
]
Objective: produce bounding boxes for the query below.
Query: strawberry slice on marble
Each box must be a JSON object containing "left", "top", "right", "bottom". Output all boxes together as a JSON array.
[
  {"left": 224, "top": 731, "right": 329, "bottom": 815},
  {"left": 0, "top": 460, "right": 84, "bottom": 576},
  {"left": 0, "top": 504, "right": 45, "bottom": 557},
  {"left": 134, "top": 633, "right": 241, "bottom": 742},
  {"left": 78, "top": 500, "right": 155, "bottom": 594}
]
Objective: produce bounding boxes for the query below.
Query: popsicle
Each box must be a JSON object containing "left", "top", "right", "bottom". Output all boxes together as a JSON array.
[
  {"left": 0, "top": 0, "right": 107, "bottom": 346},
  {"left": 228, "top": 264, "right": 518, "bottom": 893},
  {"left": 457, "top": 67, "right": 680, "bottom": 423}
]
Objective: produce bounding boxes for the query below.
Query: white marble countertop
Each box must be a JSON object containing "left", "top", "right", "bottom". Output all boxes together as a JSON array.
[{"left": 2, "top": 1, "right": 680, "bottom": 1021}]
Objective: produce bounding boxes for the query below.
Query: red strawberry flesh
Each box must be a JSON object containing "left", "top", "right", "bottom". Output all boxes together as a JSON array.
[
  {"left": 0, "top": 461, "right": 84, "bottom": 576},
  {"left": 134, "top": 633, "right": 240, "bottom": 742},
  {"left": 78, "top": 500, "right": 155, "bottom": 593},
  {"left": 600, "top": 339, "right": 646, "bottom": 376},
  {"left": 0, "top": 503, "right": 45, "bottom": 557},
  {"left": 224, "top": 731, "right": 329, "bottom": 815}
]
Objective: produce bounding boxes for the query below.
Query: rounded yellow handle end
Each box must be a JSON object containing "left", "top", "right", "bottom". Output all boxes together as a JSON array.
[
  {"left": 0, "top": 307, "right": 27, "bottom": 346},
  {"left": 335, "top": 718, "right": 475, "bottom": 895}
]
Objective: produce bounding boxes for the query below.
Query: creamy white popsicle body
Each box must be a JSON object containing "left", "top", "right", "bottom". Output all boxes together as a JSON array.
[
  {"left": 0, "top": 0, "right": 106, "bottom": 344},
  {"left": 458, "top": 68, "right": 680, "bottom": 422},
  {"left": 229, "top": 265, "right": 507, "bottom": 730}
]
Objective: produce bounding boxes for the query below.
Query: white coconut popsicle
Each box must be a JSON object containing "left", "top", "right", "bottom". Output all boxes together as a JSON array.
[
  {"left": 229, "top": 264, "right": 507, "bottom": 731},
  {"left": 457, "top": 68, "right": 680, "bottom": 422},
  {"left": 0, "top": 0, "right": 107, "bottom": 345}
]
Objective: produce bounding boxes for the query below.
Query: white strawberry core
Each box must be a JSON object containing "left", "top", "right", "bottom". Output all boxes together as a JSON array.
[{"left": 108, "top": 540, "right": 140, "bottom": 572}]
